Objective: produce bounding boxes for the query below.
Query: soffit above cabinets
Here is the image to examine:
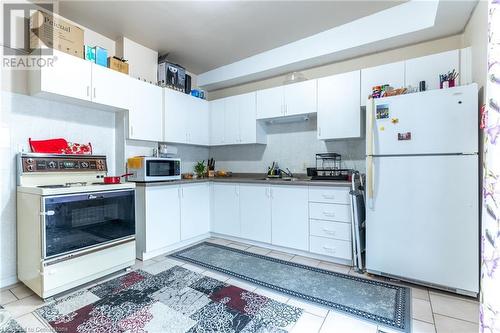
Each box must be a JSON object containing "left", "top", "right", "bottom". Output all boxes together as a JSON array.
[{"left": 197, "top": 0, "right": 477, "bottom": 90}]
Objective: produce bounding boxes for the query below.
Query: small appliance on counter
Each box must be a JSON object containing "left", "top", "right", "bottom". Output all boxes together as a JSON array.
[
  {"left": 307, "top": 153, "right": 354, "bottom": 181},
  {"left": 127, "top": 156, "right": 181, "bottom": 182},
  {"left": 156, "top": 143, "right": 178, "bottom": 158}
]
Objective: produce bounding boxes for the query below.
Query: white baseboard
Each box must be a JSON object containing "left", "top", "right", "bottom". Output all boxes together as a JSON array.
[
  {"left": 137, "top": 233, "right": 210, "bottom": 261},
  {"left": 209, "top": 233, "right": 353, "bottom": 267},
  {"left": 0, "top": 275, "right": 19, "bottom": 289}
]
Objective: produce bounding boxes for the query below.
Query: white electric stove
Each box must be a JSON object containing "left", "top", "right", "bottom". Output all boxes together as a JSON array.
[{"left": 16, "top": 153, "right": 136, "bottom": 299}]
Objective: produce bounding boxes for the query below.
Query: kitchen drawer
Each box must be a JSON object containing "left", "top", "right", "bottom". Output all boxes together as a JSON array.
[
  {"left": 310, "top": 236, "right": 352, "bottom": 260},
  {"left": 310, "top": 219, "right": 351, "bottom": 241},
  {"left": 309, "top": 202, "right": 351, "bottom": 222},
  {"left": 309, "top": 187, "right": 350, "bottom": 204}
]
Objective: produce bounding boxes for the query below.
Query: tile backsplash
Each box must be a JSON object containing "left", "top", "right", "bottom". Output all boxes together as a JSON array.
[
  {"left": 209, "top": 117, "right": 366, "bottom": 174},
  {"left": 0, "top": 92, "right": 117, "bottom": 287}
]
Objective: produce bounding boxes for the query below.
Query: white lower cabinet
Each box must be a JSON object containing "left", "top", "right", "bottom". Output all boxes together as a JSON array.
[
  {"left": 309, "top": 236, "right": 352, "bottom": 260},
  {"left": 136, "top": 185, "right": 181, "bottom": 259},
  {"left": 137, "top": 181, "right": 353, "bottom": 264},
  {"left": 308, "top": 186, "right": 353, "bottom": 264},
  {"left": 181, "top": 183, "right": 210, "bottom": 240},
  {"left": 239, "top": 184, "right": 272, "bottom": 243},
  {"left": 211, "top": 183, "right": 240, "bottom": 237},
  {"left": 136, "top": 183, "right": 209, "bottom": 259},
  {"left": 271, "top": 185, "right": 309, "bottom": 251}
]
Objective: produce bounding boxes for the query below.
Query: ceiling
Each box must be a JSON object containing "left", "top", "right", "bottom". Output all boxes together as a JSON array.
[{"left": 57, "top": 1, "right": 406, "bottom": 74}]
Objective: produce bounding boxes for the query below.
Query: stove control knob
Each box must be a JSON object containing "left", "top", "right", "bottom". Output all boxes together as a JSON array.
[
  {"left": 27, "top": 164, "right": 34, "bottom": 171},
  {"left": 26, "top": 158, "right": 34, "bottom": 164},
  {"left": 81, "top": 162, "right": 89, "bottom": 168},
  {"left": 48, "top": 161, "right": 57, "bottom": 169}
]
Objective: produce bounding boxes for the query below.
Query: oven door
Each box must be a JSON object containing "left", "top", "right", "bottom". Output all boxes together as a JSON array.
[
  {"left": 41, "top": 189, "right": 135, "bottom": 259},
  {"left": 146, "top": 159, "right": 180, "bottom": 179}
]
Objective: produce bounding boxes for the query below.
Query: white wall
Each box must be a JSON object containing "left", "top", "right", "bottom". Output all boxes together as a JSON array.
[
  {"left": 462, "top": 1, "right": 488, "bottom": 104},
  {"left": 124, "top": 140, "right": 209, "bottom": 174},
  {"left": 0, "top": 91, "right": 117, "bottom": 286},
  {"left": 209, "top": 118, "right": 365, "bottom": 174}
]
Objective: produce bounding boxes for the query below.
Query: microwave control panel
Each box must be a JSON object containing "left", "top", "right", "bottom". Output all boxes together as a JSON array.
[{"left": 20, "top": 155, "right": 107, "bottom": 173}]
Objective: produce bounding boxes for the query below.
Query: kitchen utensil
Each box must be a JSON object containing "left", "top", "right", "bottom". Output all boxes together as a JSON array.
[{"left": 103, "top": 173, "right": 133, "bottom": 184}]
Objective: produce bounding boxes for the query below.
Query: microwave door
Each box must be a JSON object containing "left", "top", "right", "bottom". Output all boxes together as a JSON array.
[{"left": 146, "top": 159, "right": 180, "bottom": 178}]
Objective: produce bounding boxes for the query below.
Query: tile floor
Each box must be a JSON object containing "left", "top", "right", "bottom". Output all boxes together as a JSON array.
[{"left": 0, "top": 237, "right": 480, "bottom": 333}]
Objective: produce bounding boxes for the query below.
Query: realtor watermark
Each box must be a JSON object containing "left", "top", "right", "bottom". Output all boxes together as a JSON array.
[
  {"left": 2, "top": 54, "right": 56, "bottom": 68},
  {"left": 2, "top": 2, "right": 56, "bottom": 69}
]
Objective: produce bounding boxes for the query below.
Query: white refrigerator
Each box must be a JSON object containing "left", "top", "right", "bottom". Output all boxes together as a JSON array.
[{"left": 365, "top": 83, "right": 479, "bottom": 296}]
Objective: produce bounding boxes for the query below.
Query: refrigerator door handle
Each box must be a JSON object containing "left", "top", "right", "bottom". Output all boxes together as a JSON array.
[
  {"left": 366, "top": 99, "right": 375, "bottom": 209},
  {"left": 367, "top": 155, "right": 374, "bottom": 208},
  {"left": 366, "top": 99, "right": 375, "bottom": 156}
]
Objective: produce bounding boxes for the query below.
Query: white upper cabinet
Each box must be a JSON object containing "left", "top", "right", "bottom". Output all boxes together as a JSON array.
[
  {"left": 283, "top": 80, "right": 317, "bottom": 116},
  {"left": 91, "top": 63, "right": 130, "bottom": 109},
  {"left": 239, "top": 184, "right": 271, "bottom": 243},
  {"left": 188, "top": 97, "right": 210, "bottom": 145},
  {"left": 128, "top": 80, "right": 163, "bottom": 142},
  {"left": 30, "top": 49, "right": 92, "bottom": 102},
  {"left": 209, "top": 99, "right": 226, "bottom": 145},
  {"left": 164, "top": 88, "right": 209, "bottom": 145},
  {"left": 180, "top": 183, "right": 210, "bottom": 240},
  {"left": 209, "top": 92, "right": 265, "bottom": 146},
  {"left": 211, "top": 183, "right": 240, "bottom": 237},
  {"left": 256, "top": 81, "right": 317, "bottom": 119},
  {"left": 164, "top": 88, "right": 188, "bottom": 144},
  {"left": 271, "top": 185, "right": 309, "bottom": 251},
  {"left": 405, "top": 49, "right": 460, "bottom": 91},
  {"left": 317, "top": 70, "right": 361, "bottom": 140},
  {"left": 360, "top": 62, "right": 405, "bottom": 106},
  {"left": 224, "top": 96, "right": 241, "bottom": 144},
  {"left": 256, "top": 86, "right": 284, "bottom": 119}
]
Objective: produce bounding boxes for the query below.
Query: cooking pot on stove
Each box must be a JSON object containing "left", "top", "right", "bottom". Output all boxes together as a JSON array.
[{"left": 103, "top": 173, "right": 133, "bottom": 184}]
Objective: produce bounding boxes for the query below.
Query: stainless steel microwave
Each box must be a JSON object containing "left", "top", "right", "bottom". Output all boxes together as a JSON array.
[{"left": 127, "top": 157, "right": 181, "bottom": 182}]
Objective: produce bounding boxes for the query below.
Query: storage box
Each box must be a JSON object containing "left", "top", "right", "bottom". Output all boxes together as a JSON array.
[
  {"left": 108, "top": 57, "right": 129, "bottom": 74},
  {"left": 84, "top": 45, "right": 96, "bottom": 62},
  {"left": 95, "top": 46, "right": 108, "bottom": 67},
  {"left": 30, "top": 10, "right": 84, "bottom": 58}
]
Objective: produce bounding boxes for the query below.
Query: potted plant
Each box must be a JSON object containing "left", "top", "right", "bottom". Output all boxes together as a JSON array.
[{"left": 194, "top": 160, "right": 206, "bottom": 178}]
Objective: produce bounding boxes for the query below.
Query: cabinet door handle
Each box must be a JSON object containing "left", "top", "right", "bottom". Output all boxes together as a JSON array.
[
  {"left": 285, "top": 104, "right": 288, "bottom": 115},
  {"left": 322, "top": 194, "right": 335, "bottom": 199},
  {"left": 322, "top": 228, "right": 336, "bottom": 235},
  {"left": 323, "top": 211, "right": 335, "bottom": 217},
  {"left": 130, "top": 126, "right": 134, "bottom": 137},
  {"left": 270, "top": 188, "right": 274, "bottom": 199},
  {"left": 322, "top": 245, "right": 336, "bottom": 253},
  {"left": 86, "top": 86, "right": 90, "bottom": 97},
  {"left": 318, "top": 127, "right": 321, "bottom": 137},
  {"left": 93, "top": 87, "right": 96, "bottom": 99}
]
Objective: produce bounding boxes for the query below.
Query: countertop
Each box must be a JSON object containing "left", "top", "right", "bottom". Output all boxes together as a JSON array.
[{"left": 132, "top": 173, "right": 352, "bottom": 187}]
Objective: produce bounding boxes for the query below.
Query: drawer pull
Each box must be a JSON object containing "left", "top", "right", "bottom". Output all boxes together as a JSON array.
[
  {"left": 322, "top": 245, "right": 336, "bottom": 253},
  {"left": 322, "top": 194, "right": 335, "bottom": 199},
  {"left": 323, "top": 211, "right": 335, "bottom": 217},
  {"left": 322, "top": 228, "right": 336, "bottom": 235}
]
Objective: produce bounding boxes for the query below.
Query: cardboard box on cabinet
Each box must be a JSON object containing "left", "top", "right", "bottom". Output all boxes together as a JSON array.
[
  {"left": 30, "top": 10, "right": 84, "bottom": 58},
  {"left": 108, "top": 57, "right": 129, "bottom": 74}
]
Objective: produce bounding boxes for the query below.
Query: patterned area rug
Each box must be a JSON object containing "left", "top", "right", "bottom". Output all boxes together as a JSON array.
[
  {"left": 0, "top": 306, "right": 25, "bottom": 333},
  {"left": 35, "top": 260, "right": 303, "bottom": 332},
  {"left": 171, "top": 242, "right": 411, "bottom": 333}
]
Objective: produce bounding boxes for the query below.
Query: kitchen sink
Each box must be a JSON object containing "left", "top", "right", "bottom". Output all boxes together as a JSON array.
[{"left": 258, "top": 177, "right": 299, "bottom": 181}]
